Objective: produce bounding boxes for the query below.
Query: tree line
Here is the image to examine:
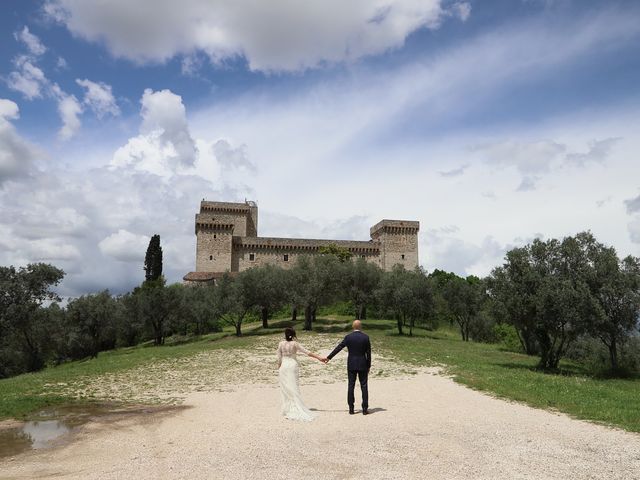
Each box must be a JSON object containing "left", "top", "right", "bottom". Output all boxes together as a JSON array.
[{"left": 1, "top": 231, "right": 638, "bottom": 379}]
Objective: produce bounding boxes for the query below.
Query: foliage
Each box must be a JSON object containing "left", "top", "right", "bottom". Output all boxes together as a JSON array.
[
  {"left": 487, "top": 232, "right": 640, "bottom": 372},
  {"left": 214, "top": 273, "right": 251, "bottom": 336},
  {"left": 290, "top": 255, "right": 343, "bottom": 330},
  {"left": 0, "top": 263, "right": 65, "bottom": 375},
  {"left": 343, "top": 257, "right": 382, "bottom": 319},
  {"left": 318, "top": 243, "right": 353, "bottom": 262},
  {"left": 64, "top": 291, "right": 118, "bottom": 359},
  {"left": 374, "top": 265, "right": 434, "bottom": 335},
  {"left": 441, "top": 274, "right": 486, "bottom": 342},
  {"left": 239, "top": 265, "right": 287, "bottom": 328},
  {"left": 144, "top": 234, "right": 163, "bottom": 283},
  {"left": 492, "top": 323, "right": 523, "bottom": 352}
]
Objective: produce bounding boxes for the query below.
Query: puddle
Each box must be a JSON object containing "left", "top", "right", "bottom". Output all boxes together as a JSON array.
[
  {"left": 0, "top": 403, "right": 181, "bottom": 459},
  {"left": 0, "top": 420, "right": 71, "bottom": 456},
  {"left": 0, "top": 405, "right": 98, "bottom": 458}
]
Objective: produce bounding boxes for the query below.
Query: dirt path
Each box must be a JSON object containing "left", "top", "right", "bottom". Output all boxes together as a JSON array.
[{"left": 2, "top": 333, "right": 639, "bottom": 479}]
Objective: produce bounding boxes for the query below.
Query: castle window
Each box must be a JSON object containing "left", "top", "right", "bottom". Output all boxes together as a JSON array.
[
  {"left": 401, "top": 254, "right": 405, "bottom": 260},
  {"left": 284, "top": 254, "right": 289, "bottom": 262},
  {"left": 249, "top": 253, "right": 255, "bottom": 261},
  {"left": 214, "top": 234, "right": 217, "bottom": 239},
  {"left": 209, "top": 255, "right": 213, "bottom": 260},
  {"left": 361, "top": 255, "right": 366, "bottom": 259}
]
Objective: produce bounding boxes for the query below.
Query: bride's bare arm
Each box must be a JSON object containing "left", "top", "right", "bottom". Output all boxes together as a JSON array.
[
  {"left": 276, "top": 342, "right": 282, "bottom": 369},
  {"left": 296, "top": 342, "right": 325, "bottom": 363},
  {"left": 306, "top": 351, "right": 325, "bottom": 362}
]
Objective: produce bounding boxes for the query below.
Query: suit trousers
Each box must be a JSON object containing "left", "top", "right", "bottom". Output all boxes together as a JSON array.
[{"left": 347, "top": 369, "right": 368, "bottom": 410}]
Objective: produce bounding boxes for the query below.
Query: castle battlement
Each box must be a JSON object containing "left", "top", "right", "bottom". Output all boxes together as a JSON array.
[{"left": 184, "top": 200, "right": 420, "bottom": 284}]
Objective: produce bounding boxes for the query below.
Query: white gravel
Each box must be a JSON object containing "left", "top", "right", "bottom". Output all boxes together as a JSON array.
[{"left": 2, "top": 368, "right": 639, "bottom": 480}]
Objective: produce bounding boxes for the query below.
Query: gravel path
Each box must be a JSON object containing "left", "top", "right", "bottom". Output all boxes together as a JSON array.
[{"left": 1, "top": 333, "right": 639, "bottom": 479}]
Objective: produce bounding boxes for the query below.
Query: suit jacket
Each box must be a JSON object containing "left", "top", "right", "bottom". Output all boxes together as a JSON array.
[{"left": 327, "top": 330, "right": 371, "bottom": 371}]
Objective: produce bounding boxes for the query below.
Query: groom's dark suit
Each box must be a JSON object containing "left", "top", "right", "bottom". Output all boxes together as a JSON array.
[{"left": 327, "top": 330, "right": 371, "bottom": 412}]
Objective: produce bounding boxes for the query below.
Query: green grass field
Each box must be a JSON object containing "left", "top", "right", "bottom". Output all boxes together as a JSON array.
[{"left": 1, "top": 316, "right": 639, "bottom": 433}]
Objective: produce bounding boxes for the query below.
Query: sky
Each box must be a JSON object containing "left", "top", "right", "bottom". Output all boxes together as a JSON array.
[{"left": 1, "top": 0, "right": 639, "bottom": 297}]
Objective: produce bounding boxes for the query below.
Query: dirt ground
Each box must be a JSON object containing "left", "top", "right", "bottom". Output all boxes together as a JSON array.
[{"left": 1, "top": 332, "right": 639, "bottom": 479}]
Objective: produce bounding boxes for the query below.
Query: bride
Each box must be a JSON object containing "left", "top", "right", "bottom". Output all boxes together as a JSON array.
[{"left": 276, "top": 327, "right": 325, "bottom": 421}]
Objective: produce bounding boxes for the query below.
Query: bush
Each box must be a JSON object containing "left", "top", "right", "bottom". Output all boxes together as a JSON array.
[
  {"left": 567, "top": 335, "right": 640, "bottom": 377},
  {"left": 493, "top": 323, "right": 523, "bottom": 353},
  {"left": 317, "top": 300, "right": 355, "bottom": 317}
]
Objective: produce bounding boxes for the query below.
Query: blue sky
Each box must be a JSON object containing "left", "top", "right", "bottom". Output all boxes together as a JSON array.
[{"left": 1, "top": 0, "right": 639, "bottom": 296}]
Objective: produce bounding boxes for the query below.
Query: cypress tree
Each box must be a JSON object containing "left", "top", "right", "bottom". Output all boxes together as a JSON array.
[{"left": 144, "top": 234, "right": 163, "bottom": 282}]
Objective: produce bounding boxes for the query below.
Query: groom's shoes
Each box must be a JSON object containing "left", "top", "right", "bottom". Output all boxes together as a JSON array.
[
  {"left": 362, "top": 408, "right": 369, "bottom": 415},
  {"left": 349, "top": 407, "right": 355, "bottom": 415}
]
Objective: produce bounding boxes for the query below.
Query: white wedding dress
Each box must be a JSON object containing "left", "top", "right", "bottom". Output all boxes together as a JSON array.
[{"left": 277, "top": 340, "right": 316, "bottom": 421}]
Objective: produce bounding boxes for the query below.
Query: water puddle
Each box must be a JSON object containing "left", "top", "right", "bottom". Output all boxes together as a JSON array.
[{"left": 0, "top": 403, "right": 183, "bottom": 459}]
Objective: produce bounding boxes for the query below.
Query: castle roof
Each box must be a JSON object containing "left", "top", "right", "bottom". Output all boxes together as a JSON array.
[
  {"left": 233, "top": 236, "right": 380, "bottom": 253},
  {"left": 370, "top": 219, "right": 420, "bottom": 236},
  {"left": 183, "top": 271, "right": 238, "bottom": 282},
  {"left": 200, "top": 200, "right": 253, "bottom": 213}
]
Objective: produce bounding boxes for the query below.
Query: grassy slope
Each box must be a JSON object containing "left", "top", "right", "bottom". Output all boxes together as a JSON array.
[
  {"left": 366, "top": 320, "right": 640, "bottom": 433},
  {"left": 1, "top": 317, "right": 638, "bottom": 433}
]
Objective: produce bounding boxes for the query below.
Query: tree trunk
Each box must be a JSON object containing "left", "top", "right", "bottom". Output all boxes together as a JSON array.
[
  {"left": 361, "top": 305, "right": 367, "bottom": 320},
  {"left": 291, "top": 305, "right": 297, "bottom": 322},
  {"left": 304, "top": 305, "right": 312, "bottom": 331},
  {"left": 609, "top": 338, "right": 619, "bottom": 371},
  {"left": 261, "top": 307, "right": 269, "bottom": 329},
  {"left": 235, "top": 322, "right": 242, "bottom": 337},
  {"left": 397, "top": 316, "right": 403, "bottom": 335}
]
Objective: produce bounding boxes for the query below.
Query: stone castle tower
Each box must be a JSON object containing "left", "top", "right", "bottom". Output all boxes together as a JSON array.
[{"left": 184, "top": 200, "right": 419, "bottom": 283}]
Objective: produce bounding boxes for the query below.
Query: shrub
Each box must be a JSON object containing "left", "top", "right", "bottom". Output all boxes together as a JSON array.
[{"left": 493, "top": 323, "right": 523, "bottom": 353}]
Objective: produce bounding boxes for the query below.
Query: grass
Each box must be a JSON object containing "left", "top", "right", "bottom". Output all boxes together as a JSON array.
[
  {"left": 367, "top": 321, "right": 640, "bottom": 433},
  {"left": 1, "top": 316, "right": 639, "bottom": 433}
]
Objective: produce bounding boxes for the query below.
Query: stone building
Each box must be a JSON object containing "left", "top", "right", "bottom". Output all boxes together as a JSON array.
[{"left": 183, "top": 200, "right": 419, "bottom": 284}]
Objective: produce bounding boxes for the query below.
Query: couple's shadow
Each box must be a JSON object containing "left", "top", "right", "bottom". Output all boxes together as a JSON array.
[{"left": 310, "top": 407, "right": 387, "bottom": 415}]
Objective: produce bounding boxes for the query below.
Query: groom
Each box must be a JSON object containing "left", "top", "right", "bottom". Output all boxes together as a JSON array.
[{"left": 324, "top": 320, "right": 371, "bottom": 415}]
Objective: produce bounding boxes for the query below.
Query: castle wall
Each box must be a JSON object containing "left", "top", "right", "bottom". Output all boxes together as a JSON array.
[
  {"left": 377, "top": 230, "right": 419, "bottom": 271},
  {"left": 196, "top": 230, "right": 233, "bottom": 272},
  {"left": 197, "top": 212, "right": 249, "bottom": 237},
  {"left": 232, "top": 247, "right": 380, "bottom": 271}
]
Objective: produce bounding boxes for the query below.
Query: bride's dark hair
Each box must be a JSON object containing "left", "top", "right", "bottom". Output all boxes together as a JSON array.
[{"left": 284, "top": 327, "right": 296, "bottom": 342}]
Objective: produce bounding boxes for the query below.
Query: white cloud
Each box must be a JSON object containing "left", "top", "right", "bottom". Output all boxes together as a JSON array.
[
  {"left": 6, "top": 53, "right": 85, "bottom": 139},
  {"left": 629, "top": 218, "right": 640, "bottom": 244},
  {"left": 6, "top": 56, "right": 48, "bottom": 99},
  {"left": 28, "top": 239, "right": 82, "bottom": 261},
  {"left": 15, "top": 26, "right": 47, "bottom": 56},
  {"left": 438, "top": 164, "right": 468, "bottom": 177},
  {"left": 473, "top": 137, "right": 621, "bottom": 191},
  {"left": 0, "top": 99, "right": 19, "bottom": 121},
  {"left": 56, "top": 56, "right": 68, "bottom": 69},
  {"left": 516, "top": 176, "right": 539, "bottom": 192},
  {"left": 43, "top": 0, "right": 468, "bottom": 71},
  {"left": 213, "top": 140, "right": 254, "bottom": 172},
  {"left": 474, "top": 140, "right": 566, "bottom": 176},
  {"left": 450, "top": 2, "right": 471, "bottom": 22},
  {"left": 113, "top": 88, "right": 196, "bottom": 174},
  {"left": 565, "top": 137, "right": 621, "bottom": 167},
  {"left": 76, "top": 79, "right": 120, "bottom": 118},
  {"left": 625, "top": 193, "right": 640, "bottom": 214},
  {"left": 0, "top": 99, "right": 40, "bottom": 184},
  {"left": 99, "top": 229, "right": 150, "bottom": 262},
  {"left": 51, "top": 85, "right": 83, "bottom": 140}
]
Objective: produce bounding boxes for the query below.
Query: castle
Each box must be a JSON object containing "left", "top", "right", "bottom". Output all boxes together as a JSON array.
[{"left": 183, "top": 200, "right": 420, "bottom": 284}]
